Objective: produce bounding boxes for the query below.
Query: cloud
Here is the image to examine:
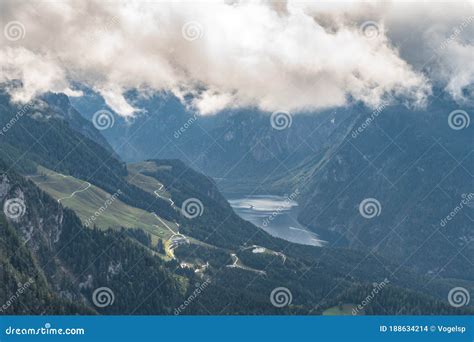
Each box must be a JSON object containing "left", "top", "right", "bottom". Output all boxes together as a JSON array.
[
  {"left": 0, "top": 0, "right": 471, "bottom": 116},
  {"left": 0, "top": 48, "right": 72, "bottom": 102}
]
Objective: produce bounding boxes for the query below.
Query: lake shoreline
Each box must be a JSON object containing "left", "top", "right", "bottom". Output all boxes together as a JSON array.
[{"left": 226, "top": 194, "right": 325, "bottom": 247}]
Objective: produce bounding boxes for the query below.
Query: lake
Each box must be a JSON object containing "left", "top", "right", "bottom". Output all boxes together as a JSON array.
[{"left": 227, "top": 195, "right": 325, "bottom": 247}]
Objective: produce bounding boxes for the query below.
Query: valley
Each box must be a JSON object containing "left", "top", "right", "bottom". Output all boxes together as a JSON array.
[{"left": 0, "top": 89, "right": 472, "bottom": 316}]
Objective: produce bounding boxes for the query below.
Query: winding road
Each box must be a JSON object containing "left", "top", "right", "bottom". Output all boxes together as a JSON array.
[{"left": 154, "top": 184, "right": 175, "bottom": 207}]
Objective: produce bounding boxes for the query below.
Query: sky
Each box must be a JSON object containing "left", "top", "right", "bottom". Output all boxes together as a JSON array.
[{"left": 0, "top": 0, "right": 473, "bottom": 116}]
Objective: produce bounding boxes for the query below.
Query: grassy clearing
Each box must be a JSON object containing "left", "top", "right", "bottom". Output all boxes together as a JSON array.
[
  {"left": 28, "top": 166, "right": 177, "bottom": 240},
  {"left": 127, "top": 163, "right": 171, "bottom": 200}
]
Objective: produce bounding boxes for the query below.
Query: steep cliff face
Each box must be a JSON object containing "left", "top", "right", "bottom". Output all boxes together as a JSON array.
[
  {"left": 0, "top": 167, "right": 90, "bottom": 314},
  {"left": 288, "top": 101, "right": 474, "bottom": 281},
  {"left": 1, "top": 172, "right": 67, "bottom": 278},
  {"left": 0, "top": 213, "right": 91, "bottom": 315}
]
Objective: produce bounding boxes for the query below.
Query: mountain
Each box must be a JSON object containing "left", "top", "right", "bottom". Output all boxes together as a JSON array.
[
  {"left": 0, "top": 211, "right": 91, "bottom": 315},
  {"left": 72, "top": 88, "right": 474, "bottom": 301},
  {"left": 128, "top": 159, "right": 288, "bottom": 249},
  {"left": 2, "top": 158, "right": 469, "bottom": 315},
  {"left": 0, "top": 158, "right": 183, "bottom": 314},
  {"left": 70, "top": 88, "right": 473, "bottom": 281},
  {"left": 0, "top": 89, "right": 177, "bottom": 222},
  {"left": 1, "top": 90, "right": 472, "bottom": 315},
  {"left": 39, "top": 92, "right": 117, "bottom": 156},
  {"left": 69, "top": 89, "right": 356, "bottom": 192},
  {"left": 275, "top": 95, "right": 474, "bottom": 282},
  {"left": 70, "top": 88, "right": 200, "bottom": 164}
]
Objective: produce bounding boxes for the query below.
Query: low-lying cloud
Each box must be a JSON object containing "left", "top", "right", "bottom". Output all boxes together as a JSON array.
[{"left": 0, "top": 0, "right": 472, "bottom": 116}]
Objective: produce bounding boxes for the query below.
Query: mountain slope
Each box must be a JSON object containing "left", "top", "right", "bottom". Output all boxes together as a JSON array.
[
  {"left": 129, "top": 159, "right": 289, "bottom": 249},
  {"left": 40, "top": 92, "right": 117, "bottom": 156},
  {"left": 277, "top": 97, "right": 474, "bottom": 281},
  {"left": 0, "top": 90, "right": 177, "bottom": 222},
  {"left": 2, "top": 150, "right": 468, "bottom": 315},
  {"left": 1, "top": 90, "right": 472, "bottom": 315},
  {"left": 0, "top": 159, "right": 184, "bottom": 314},
  {"left": 70, "top": 89, "right": 357, "bottom": 192},
  {"left": 27, "top": 165, "right": 177, "bottom": 240},
  {"left": 125, "top": 160, "right": 474, "bottom": 314},
  {"left": 0, "top": 213, "right": 92, "bottom": 314}
]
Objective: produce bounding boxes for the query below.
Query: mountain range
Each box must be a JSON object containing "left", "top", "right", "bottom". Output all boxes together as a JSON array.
[{"left": 0, "top": 87, "right": 472, "bottom": 315}]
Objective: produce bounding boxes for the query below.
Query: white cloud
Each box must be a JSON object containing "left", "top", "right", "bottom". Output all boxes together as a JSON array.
[
  {"left": 0, "top": 0, "right": 472, "bottom": 116},
  {"left": 0, "top": 48, "right": 73, "bottom": 102}
]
